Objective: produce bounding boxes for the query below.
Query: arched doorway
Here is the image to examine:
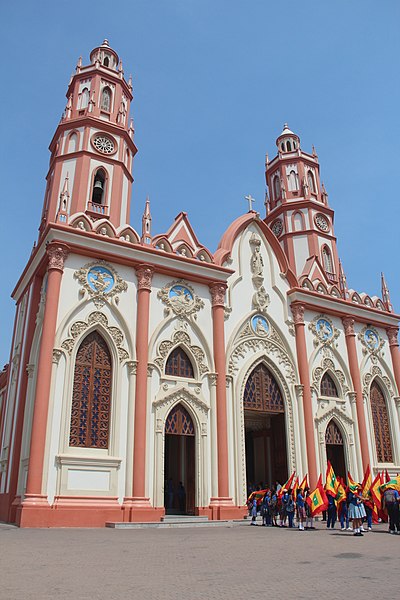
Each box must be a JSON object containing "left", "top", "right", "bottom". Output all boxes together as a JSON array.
[
  {"left": 243, "top": 364, "right": 288, "bottom": 489},
  {"left": 325, "top": 420, "right": 346, "bottom": 478},
  {"left": 164, "top": 403, "right": 195, "bottom": 515}
]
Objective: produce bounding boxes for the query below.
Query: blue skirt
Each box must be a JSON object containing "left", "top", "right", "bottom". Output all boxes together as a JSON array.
[{"left": 348, "top": 503, "right": 366, "bottom": 519}]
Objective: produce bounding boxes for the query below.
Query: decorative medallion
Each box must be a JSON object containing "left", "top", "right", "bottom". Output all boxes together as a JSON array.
[
  {"left": 309, "top": 315, "right": 340, "bottom": 347},
  {"left": 358, "top": 326, "right": 384, "bottom": 356},
  {"left": 251, "top": 314, "right": 269, "bottom": 337},
  {"left": 74, "top": 260, "right": 127, "bottom": 308},
  {"left": 91, "top": 133, "right": 116, "bottom": 155},
  {"left": 314, "top": 213, "right": 330, "bottom": 232},
  {"left": 158, "top": 279, "right": 204, "bottom": 320},
  {"left": 271, "top": 219, "right": 283, "bottom": 237}
]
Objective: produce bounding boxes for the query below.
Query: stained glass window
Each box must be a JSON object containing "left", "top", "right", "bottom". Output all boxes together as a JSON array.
[
  {"left": 69, "top": 331, "right": 112, "bottom": 448},
  {"left": 165, "top": 404, "right": 194, "bottom": 436},
  {"left": 165, "top": 347, "right": 194, "bottom": 378},
  {"left": 243, "top": 364, "right": 284, "bottom": 412},
  {"left": 101, "top": 86, "right": 111, "bottom": 112},
  {"left": 321, "top": 372, "right": 339, "bottom": 397},
  {"left": 370, "top": 381, "right": 393, "bottom": 463},
  {"left": 325, "top": 420, "right": 343, "bottom": 445}
]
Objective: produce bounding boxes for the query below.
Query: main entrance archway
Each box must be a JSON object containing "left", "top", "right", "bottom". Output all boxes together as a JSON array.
[
  {"left": 164, "top": 403, "right": 195, "bottom": 514},
  {"left": 244, "top": 364, "right": 288, "bottom": 489},
  {"left": 325, "top": 419, "right": 346, "bottom": 479}
]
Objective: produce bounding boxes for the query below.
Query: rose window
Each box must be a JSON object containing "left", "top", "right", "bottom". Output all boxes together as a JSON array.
[
  {"left": 92, "top": 135, "right": 115, "bottom": 154},
  {"left": 315, "top": 214, "right": 330, "bottom": 232},
  {"left": 271, "top": 219, "right": 283, "bottom": 236}
]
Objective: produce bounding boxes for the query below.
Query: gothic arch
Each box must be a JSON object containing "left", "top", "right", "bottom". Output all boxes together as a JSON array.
[
  {"left": 152, "top": 329, "right": 209, "bottom": 380},
  {"left": 368, "top": 377, "right": 394, "bottom": 464},
  {"left": 311, "top": 356, "right": 350, "bottom": 399},
  {"left": 315, "top": 407, "right": 356, "bottom": 479},
  {"left": 165, "top": 346, "right": 195, "bottom": 379},
  {"left": 66, "top": 130, "right": 80, "bottom": 153}
]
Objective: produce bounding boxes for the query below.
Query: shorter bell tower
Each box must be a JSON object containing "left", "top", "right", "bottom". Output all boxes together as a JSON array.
[
  {"left": 39, "top": 39, "right": 137, "bottom": 236},
  {"left": 265, "top": 124, "right": 339, "bottom": 288}
]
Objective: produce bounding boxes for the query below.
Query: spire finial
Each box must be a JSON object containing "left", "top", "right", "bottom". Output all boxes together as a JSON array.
[
  {"left": 381, "top": 272, "right": 393, "bottom": 312},
  {"left": 141, "top": 196, "right": 152, "bottom": 243},
  {"left": 102, "top": 39, "right": 110, "bottom": 47},
  {"left": 339, "top": 260, "right": 348, "bottom": 299}
]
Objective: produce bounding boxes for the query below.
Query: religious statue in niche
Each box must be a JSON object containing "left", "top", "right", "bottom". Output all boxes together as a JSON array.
[
  {"left": 74, "top": 260, "right": 127, "bottom": 308},
  {"left": 251, "top": 314, "right": 269, "bottom": 337},
  {"left": 158, "top": 279, "right": 204, "bottom": 320},
  {"left": 250, "top": 245, "right": 264, "bottom": 277}
]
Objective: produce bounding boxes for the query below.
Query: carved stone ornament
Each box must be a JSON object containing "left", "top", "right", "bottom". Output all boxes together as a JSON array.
[
  {"left": 386, "top": 327, "right": 399, "bottom": 347},
  {"left": 61, "top": 311, "right": 129, "bottom": 363},
  {"left": 136, "top": 265, "right": 154, "bottom": 290},
  {"left": 252, "top": 286, "right": 270, "bottom": 313},
  {"left": 363, "top": 365, "right": 394, "bottom": 398},
  {"left": 342, "top": 317, "right": 355, "bottom": 336},
  {"left": 154, "top": 329, "right": 209, "bottom": 376},
  {"left": 291, "top": 303, "right": 305, "bottom": 325},
  {"left": 74, "top": 260, "right": 128, "bottom": 308},
  {"left": 158, "top": 279, "right": 205, "bottom": 319},
  {"left": 311, "top": 357, "right": 349, "bottom": 396},
  {"left": 52, "top": 349, "right": 63, "bottom": 364},
  {"left": 47, "top": 242, "right": 69, "bottom": 271},
  {"left": 209, "top": 282, "right": 227, "bottom": 308},
  {"left": 309, "top": 314, "right": 340, "bottom": 348},
  {"left": 358, "top": 325, "right": 384, "bottom": 356}
]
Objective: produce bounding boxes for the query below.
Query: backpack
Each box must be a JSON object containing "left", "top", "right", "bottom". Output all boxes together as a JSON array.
[{"left": 384, "top": 489, "right": 397, "bottom": 505}]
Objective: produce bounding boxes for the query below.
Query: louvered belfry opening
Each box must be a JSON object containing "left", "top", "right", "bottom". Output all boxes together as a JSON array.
[
  {"left": 69, "top": 331, "right": 112, "bottom": 448},
  {"left": 164, "top": 404, "right": 195, "bottom": 515},
  {"left": 243, "top": 364, "right": 287, "bottom": 488},
  {"left": 370, "top": 381, "right": 393, "bottom": 463}
]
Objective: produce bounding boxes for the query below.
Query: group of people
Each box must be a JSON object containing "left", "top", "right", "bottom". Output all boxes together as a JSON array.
[{"left": 247, "top": 483, "right": 312, "bottom": 531}]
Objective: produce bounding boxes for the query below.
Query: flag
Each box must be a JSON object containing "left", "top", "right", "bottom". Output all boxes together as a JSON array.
[
  {"left": 247, "top": 489, "right": 268, "bottom": 507},
  {"left": 361, "top": 465, "right": 373, "bottom": 508},
  {"left": 299, "top": 475, "right": 308, "bottom": 492},
  {"left": 335, "top": 477, "right": 346, "bottom": 505},
  {"left": 325, "top": 460, "right": 339, "bottom": 497},
  {"left": 385, "top": 469, "right": 391, "bottom": 483},
  {"left": 380, "top": 475, "right": 400, "bottom": 493},
  {"left": 370, "top": 472, "right": 383, "bottom": 510},
  {"left": 306, "top": 474, "right": 328, "bottom": 517},
  {"left": 292, "top": 476, "right": 299, "bottom": 501},
  {"left": 347, "top": 471, "right": 359, "bottom": 493},
  {"left": 278, "top": 471, "right": 296, "bottom": 498}
]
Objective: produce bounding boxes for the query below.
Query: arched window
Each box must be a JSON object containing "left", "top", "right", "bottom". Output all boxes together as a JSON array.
[
  {"left": 322, "top": 246, "right": 334, "bottom": 274},
  {"left": 67, "top": 132, "right": 77, "bottom": 153},
  {"left": 273, "top": 176, "right": 281, "bottom": 200},
  {"left": 286, "top": 141, "right": 292, "bottom": 151},
  {"left": 69, "top": 331, "right": 112, "bottom": 448},
  {"left": 80, "top": 87, "right": 89, "bottom": 110},
  {"left": 288, "top": 170, "right": 298, "bottom": 191},
  {"left": 103, "top": 56, "right": 110, "bottom": 67},
  {"left": 91, "top": 168, "right": 106, "bottom": 205},
  {"left": 370, "top": 381, "right": 393, "bottom": 462},
  {"left": 281, "top": 142, "right": 284, "bottom": 151},
  {"left": 101, "top": 86, "right": 112, "bottom": 112},
  {"left": 325, "top": 420, "right": 343, "bottom": 445},
  {"left": 307, "top": 171, "right": 316, "bottom": 193},
  {"left": 244, "top": 364, "right": 284, "bottom": 412},
  {"left": 293, "top": 212, "right": 304, "bottom": 231},
  {"left": 321, "top": 373, "right": 339, "bottom": 397},
  {"left": 165, "top": 403, "right": 195, "bottom": 435},
  {"left": 165, "top": 347, "right": 194, "bottom": 378}
]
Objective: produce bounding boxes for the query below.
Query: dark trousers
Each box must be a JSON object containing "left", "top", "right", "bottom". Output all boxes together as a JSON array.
[
  {"left": 387, "top": 503, "right": 400, "bottom": 532},
  {"left": 327, "top": 505, "right": 337, "bottom": 528},
  {"left": 287, "top": 511, "right": 294, "bottom": 528}
]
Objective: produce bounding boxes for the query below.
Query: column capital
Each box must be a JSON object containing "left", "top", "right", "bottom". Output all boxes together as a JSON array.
[
  {"left": 135, "top": 264, "right": 154, "bottom": 290},
  {"left": 209, "top": 282, "right": 227, "bottom": 307},
  {"left": 46, "top": 242, "right": 69, "bottom": 272},
  {"left": 393, "top": 396, "right": 400, "bottom": 408},
  {"left": 342, "top": 316, "right": 355, "bottom": 336},
  {"left": 386, "top": 326, "right": 399, "bottom": 347},
  {"left": 291, "top": 303, "right": 305, "bottom": 325},
  {"left": 347, "top": 391, "right": 357, "bottom": 404}
]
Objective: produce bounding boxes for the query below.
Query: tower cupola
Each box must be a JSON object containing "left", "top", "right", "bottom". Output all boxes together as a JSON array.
[
  {"left": 276, "top": 123, "right": 300, "bottom": 154},
  {"left": 90, "top": 39, "right": 119, "bottom": 70}
]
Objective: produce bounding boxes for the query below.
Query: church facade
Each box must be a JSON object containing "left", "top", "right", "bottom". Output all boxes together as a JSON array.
[{"left": 1, "top": 41, "right": 400, "bottom": 527}]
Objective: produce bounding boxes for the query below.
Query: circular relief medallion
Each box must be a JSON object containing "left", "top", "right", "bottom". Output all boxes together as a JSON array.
[
  {"left": 251, "top": 314, "right": 269, "bottom": 336},
  {"left": 314, "top": 214, "right": 330, "bottom": 232},
  {"left": 169, "top": 285, "right": 194, "bottom": 308},
  {"left": 271, "top": 219, "right": 283, "bottom": 237},
  {"left": 316, "top": 318, "right": 333, "bottom": 340},
  {"left": 92, "top": 134, "right": 116, "bottom": 155},
  {"left": 87, "top": 266, "right": 115, "bottom": 293},
  {"left": 364, "top": 329, "right": 379, "bottom": 350}
]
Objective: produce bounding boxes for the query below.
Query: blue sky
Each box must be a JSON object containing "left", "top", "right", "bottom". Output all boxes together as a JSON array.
[{"left": 1, "top": 0, "right": 400, "bottom": 365}]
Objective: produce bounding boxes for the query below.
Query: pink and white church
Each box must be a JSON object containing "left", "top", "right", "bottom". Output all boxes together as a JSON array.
[{"left": 1, "top": 40, "right": 400, "bottom": 527}]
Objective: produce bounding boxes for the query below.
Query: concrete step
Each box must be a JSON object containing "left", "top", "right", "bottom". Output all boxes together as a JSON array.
[
  {"left": 105, "top": 519, "right": 230, "bottom": 530},
  {"left": 161, "top": 515, "right": 209, "bottom": 523}
]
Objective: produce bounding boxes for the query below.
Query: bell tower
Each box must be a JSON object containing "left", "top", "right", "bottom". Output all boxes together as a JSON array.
[
  {"left": 264, "top": 124, "right": 340, "bottom": 288},
  {"left": 39, "top": 39, "right": 137, "bottom": 236}
]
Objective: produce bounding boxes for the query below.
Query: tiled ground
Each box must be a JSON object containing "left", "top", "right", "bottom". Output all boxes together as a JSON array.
[{"left": 0, "top": 521, "right": 397, "bottom": 599}]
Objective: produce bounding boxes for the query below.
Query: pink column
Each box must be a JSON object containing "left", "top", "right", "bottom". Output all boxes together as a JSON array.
[
  {"left": 126, "top": 265, "right": 155, "bottom": 518},
  {"left": 22, "top": 243, "right": 69, "bottom": 509},
  {"left": 387, "top": 327, "right": 400, "bottom": 394},
  {"left": 209, "top": 283, "right": 235, "bottom": 518},
  {"left": 291, "top": 303, "right": 318, "bottom": 488},
  {"left": 342, "top": 317, "right": 370, "bottom": 471}
]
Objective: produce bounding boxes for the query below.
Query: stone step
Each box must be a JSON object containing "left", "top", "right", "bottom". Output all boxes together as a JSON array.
[
  {"left": 161, "top": 515, "right": 209, "bottom": 523},
  {"left": 105, "top": 519, "right": 229, "bottom": 530}
]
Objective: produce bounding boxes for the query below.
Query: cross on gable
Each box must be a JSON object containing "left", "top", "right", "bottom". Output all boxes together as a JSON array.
[{"left": 245, "top": 194, "right": 255, "bottom": 212}]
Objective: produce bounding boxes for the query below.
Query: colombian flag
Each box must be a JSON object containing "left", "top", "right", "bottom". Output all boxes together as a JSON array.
[
  {"left": 306, "top": 474, "right": 328, "bottom": 517},
  {"left": 370, "top": 472, "right": 383, "bottom": 510},
  {"left": 325, "top": 460, "right": 339, "bottom": 497}
]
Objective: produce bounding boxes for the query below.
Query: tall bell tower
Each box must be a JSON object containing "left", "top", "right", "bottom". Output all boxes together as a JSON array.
[
  {"left": 39, "top": 39, "right": 137, "bottom": 236},
  {"left": 265, "top": 125, "right": 340, "bottom": 288}
]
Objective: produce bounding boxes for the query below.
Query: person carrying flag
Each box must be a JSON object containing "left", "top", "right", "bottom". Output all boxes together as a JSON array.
[
  {"left": 348, "top": 483, "right": 366, "bottom": 536},
  {"left": 296, "top": 487, "right": 306, "bottom": 531}
]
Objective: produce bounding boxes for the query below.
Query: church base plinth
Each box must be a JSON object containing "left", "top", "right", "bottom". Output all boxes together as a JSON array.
[
  {"left": 122, "top": 497, "right": 165, "bottom": 522},
  {"left": 209, "top": 497, "right": 246, "bottom": 520}
]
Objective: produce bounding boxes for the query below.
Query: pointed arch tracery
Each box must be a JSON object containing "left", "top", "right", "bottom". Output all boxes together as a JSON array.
[
  {"left": 243, "top": 363, "right": 284, "bottom": 412},
  {"left": 370, "top": 380, "right": 393, "bottom": 463},
  {"left": 165, "top": 347, "right": 194, "bottom": 379},
  {"left": 165, "top": 403, "right": 195, "bottom": 436},
  {"left": 69, "top": 331, "right": 112, "bottom": 449},
  {"left": 325, "top": 419, "right": 344, "bottom": 445}
]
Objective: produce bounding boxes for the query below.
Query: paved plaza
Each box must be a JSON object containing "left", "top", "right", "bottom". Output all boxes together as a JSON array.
[{"left": 0, "top": 521, "right": 397, "bottom": 600}]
